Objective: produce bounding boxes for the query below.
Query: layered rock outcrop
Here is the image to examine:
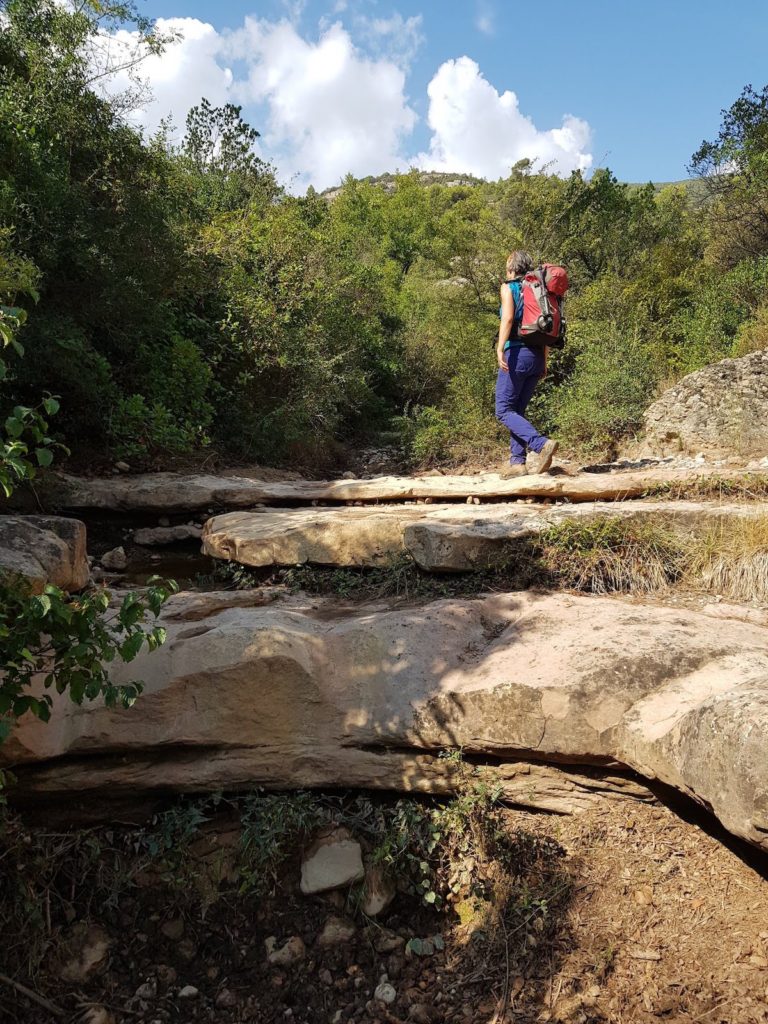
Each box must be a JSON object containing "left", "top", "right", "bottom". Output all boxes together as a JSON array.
[
  {"left": 5, "top": 590, "right": 768, "bottom": 850},
  {"left": 644, "top": 349, "right": 768, "bottom": 456},
  {"left": 0, "top": 515, "right": 89, "bottom": 592}
]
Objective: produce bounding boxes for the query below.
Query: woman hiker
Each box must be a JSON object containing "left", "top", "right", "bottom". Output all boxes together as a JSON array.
[{"left": 495, "top": 250, "right": 559, "bottom": 478}]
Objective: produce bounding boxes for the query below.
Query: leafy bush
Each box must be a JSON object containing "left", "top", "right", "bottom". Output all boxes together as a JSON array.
[
  {"left": 108, "top": 394, "right": 201, "bottom": 461},
  {"left": 552, "top": 328, "right": 658, "bottom": 458},
  {"left": 0, "top": 575, "right": 176, "bottom": 738}
]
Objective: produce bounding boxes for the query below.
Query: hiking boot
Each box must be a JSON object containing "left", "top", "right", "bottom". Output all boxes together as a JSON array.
[
  {"left": 499, "top": 462, "right": 528, "bottom": 478},
  {"left": 527, "top": 439, "right": 559, "bottom": 475}
]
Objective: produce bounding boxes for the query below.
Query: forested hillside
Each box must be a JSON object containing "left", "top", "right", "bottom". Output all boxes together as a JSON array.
[{"left": 2, "top": 0, "right": 768, "bottom": 473}]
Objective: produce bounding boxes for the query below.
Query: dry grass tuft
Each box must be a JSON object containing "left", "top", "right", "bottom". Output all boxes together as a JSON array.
[
  {"left": 643, "top": 473, "right": 768, "bottom": 501},
  {"left": 687, "top": 514, "right": 768, "bottom": 603},
  {"left": 533, "top": 518, "right": 686, "bottom": 595}
]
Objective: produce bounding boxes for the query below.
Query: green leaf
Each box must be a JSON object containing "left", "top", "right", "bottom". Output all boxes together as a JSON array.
[
  {"left": 4, "top": 416, "right": 24, "bottom": 438},
  {"left": 35, "top": 448, "right": 53, "bottom": 467},
  {"left": 119, "top": 632, "right": 145, "bottom": 663},
  {"left": 42, "top": 397, "right": 60, "bottom": 416}
]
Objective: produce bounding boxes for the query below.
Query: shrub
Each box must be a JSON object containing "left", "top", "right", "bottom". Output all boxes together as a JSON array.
[
  {"left": 552, "top": 327, "right": 658, "bottom": 459},
  {"left": 108, "top": 394, "right": 201, "bottom": 461}
]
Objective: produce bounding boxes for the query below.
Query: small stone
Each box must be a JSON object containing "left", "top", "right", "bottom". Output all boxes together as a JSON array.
[
  {"left": 115, "top": 461, "right": 130, "bottom": 473},
  {"left": 178, "top": 985, "right": 198, "bottom": 999},
  {"left": 267, "top": 935, "right": 306, "bottom": 966},
  {"left": 100, "top": 546, "right": 127, "bottom": 571},
  {"left": 176, "top": 939, "right": 197, "bottom": 962},
  {"left": 409, "top": 1006, "right": 434, "bottom": 1024},
  {"left": 374, "top": 929, "right": 404, "bottom": 954},
  {"left": 317, "top": 916, "right": 356, "bottom": 947},
  {"left": 342, "top": 472, "right": 356, "bottom": 480},
  {"left": 319, "top": 968, "right": 333, "bottom": 986},
  {"left": 300, "top": 828, "right": 364, "bottom": 895},
  {"left": 58, "top": 923, "right": 111, "bottom": 983},
  {"left": 134, "top": 980, "right": 157, "bottom": 1000},
  {"left": 375, "top": 982, "right": 397, "bottom": 1005},
  {"left": 361, "top": 864, "right": 396, "bottom": 917},
  {"left": 161, "top": 918, "right": 184, "bottom": 941},
  {"left": 158, "top": 516, "right": 170, "bottom": 527},
  {"left": 215, "top": 988, "right": 238, "bottom": 1009},
  {"left": 155, "top": 965, "right": 177, "bottom": 987}
]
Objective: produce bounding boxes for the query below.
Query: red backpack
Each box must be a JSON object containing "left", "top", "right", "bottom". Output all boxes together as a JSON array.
[{"left": 518, "top": 264, "right": 569, "bottom": 348}]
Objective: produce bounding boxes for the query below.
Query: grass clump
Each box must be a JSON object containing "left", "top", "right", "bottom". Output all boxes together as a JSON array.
[
  {"left": 643, "top": 473, "right": 768, "bottom": 501},
  {"left": 531, "top": 517, "right": 687, "bottom": 595},
  {"left": 687, "top": 515, "right": 768, "bottom": 603}
]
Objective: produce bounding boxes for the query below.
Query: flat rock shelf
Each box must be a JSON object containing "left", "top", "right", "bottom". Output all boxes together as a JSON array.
[
  {"left": 5, "top": 590, "right": 768, "bottom": 853},
  {"left": 44, "top": 465, "right": 765, "bottom": 512},
  {"left": 202, "top": 499, "right": 768, "bottom": 571}
]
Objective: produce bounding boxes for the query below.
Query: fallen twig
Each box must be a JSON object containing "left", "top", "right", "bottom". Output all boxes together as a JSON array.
[{"left": 0, "top": 971, "right": 65, "bottom": 1018}]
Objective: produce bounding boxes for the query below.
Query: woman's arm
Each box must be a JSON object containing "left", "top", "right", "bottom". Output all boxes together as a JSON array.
[{"left": 497, "top": 284, "right": 514, "bottom": 372}]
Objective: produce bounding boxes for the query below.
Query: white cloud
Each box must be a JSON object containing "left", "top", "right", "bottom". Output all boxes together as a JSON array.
[
  {"left": 93, "top": 15, "right": 593, "bottom": 191},
  {"left": 353, "top": 13, "right": 424, "bottom": 67},
  {"left": 417, "top": 57, "right": 593, "bottom": 178},
  {"left": 97, "top": 18, "right": 234, "bottom": 137},
  {"left": 475, "top": 1, "right": 494, "bottom": 35},
  {"left": 225, "top": 19, "right": 417, "bottom": 189}
]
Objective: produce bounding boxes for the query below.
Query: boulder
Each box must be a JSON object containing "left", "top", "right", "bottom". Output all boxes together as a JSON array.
[
  {"left": 45, "top": 465, "right": 763, "bottom": 512},
  {"left": 644, "top": 349, "right": 768, "bottom": 457},
  {"left": 0, "top": 515, "right": 89, "bottom": 593},
  {"left": 100, "top": 546, "right": 127, "bottom": 571},
  {"left": 5, "top": 590, "right": 768, "bottom": 852},
  {"left": 203, "top": 501, "right": 768, "bottom": 572}
]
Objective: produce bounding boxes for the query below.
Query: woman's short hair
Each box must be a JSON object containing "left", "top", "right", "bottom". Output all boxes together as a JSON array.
[{"left": 506, "top": 250, "right": 534, "bottom": 279}]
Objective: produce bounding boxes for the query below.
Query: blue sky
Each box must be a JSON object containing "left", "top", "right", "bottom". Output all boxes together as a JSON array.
[{"left": 114, "top": 0, "right": 768, "bottom": 189}]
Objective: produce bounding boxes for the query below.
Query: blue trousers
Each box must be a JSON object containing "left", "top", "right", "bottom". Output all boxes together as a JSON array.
[{"left": 495, "top": 345, "right": 546, "bottom": 464}]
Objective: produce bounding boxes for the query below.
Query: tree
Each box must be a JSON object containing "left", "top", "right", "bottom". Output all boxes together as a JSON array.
[{"left": 690, "top": 84, "right": 768, "bottom": 264}]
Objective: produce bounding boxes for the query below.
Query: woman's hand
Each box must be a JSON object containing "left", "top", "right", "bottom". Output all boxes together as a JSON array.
[{"left": 497, "top": 348, "right": 509, "bottom": 372}]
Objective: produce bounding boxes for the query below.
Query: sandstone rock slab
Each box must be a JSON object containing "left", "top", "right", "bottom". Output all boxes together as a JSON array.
[
  {"left": 0, "top": 514, "right": 89, "bottom": 593},
  {"left": 5, "top": 590, "right": 768, "bottom": 852},
  {"left": 202, "top": 501, "right": 768, "bottom": 572},
  {"left": 644, "top": 349, "right": 768, "bottom": 457},
  {"left": 46, "top": 466, "right": 761, "bottom": 512}
]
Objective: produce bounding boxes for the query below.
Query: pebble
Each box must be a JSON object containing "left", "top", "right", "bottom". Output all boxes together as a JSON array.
[
  {"left": 215, "top": 988, "right": 238, "bottom": 1009},
  {"left": 134, "top": 980, "right": 157, "bottom": 1000},
  {"left": 160, "top": 918, "right": 184, "bottom": 941},
  {"left": 178, "top": 985, "right": 198, "bottom": 999},
  {"left": 410, "top": 1006, "right": 434, "bottom": 1024},
  {"left": 374, "top": 982, "right": 397, "bottom": 1005},
  {"left": 176, "top": 939, "right": 197, "bottom": 962},
  {"left": 317, "top": 916, "right": 356, "bottom": 947},
  {"left": 266, "top": 935, "right": 306, "bottom": 966}
]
